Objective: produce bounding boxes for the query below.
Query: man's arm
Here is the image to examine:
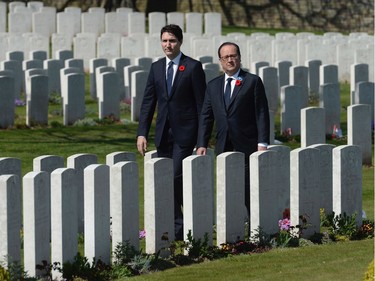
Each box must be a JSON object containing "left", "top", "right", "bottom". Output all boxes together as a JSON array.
[
  {"left": 136, "top": 66, "right": 157, "bottom": 156},
  {"left": 196, "top": 86, "right": 215, "bottom": 151},
  {"left": 254, "top": 76, "right": 270, "bottom": 146}
]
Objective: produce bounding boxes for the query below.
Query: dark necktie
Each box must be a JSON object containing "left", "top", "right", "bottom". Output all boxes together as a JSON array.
[
  {"left": 166, "top": 61, "right": 174, "bottom": 95},
  {"left": 224, "top": 77, "right": 233, "bottom": 109}
]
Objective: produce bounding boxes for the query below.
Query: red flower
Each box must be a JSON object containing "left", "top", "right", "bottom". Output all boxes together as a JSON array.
[
  {"left": 235, "top": 78, "right": 242, "bottom": 86},
  {"left": 179, "top": 65, "right": 185, "bottom": 71},
  {"left": 282, "top": 208, "right": 290, "bottom": 219}
]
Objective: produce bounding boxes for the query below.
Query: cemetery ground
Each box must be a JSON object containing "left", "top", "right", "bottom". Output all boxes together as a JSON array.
[{"left": 1, "top": 71, "right": 374, "bottom": 279}]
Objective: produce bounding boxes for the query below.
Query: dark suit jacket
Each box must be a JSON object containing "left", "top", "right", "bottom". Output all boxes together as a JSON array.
[
  {"left": 197, "top": 69, "right": 270, "bottom": 157},
  {"left": 137, "top": 53, "right": 206, "bottom": 148}
]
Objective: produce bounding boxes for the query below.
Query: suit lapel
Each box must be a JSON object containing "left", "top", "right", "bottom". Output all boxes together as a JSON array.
[
  {"left": 169, "top": 53, "right": 186, "bottom": 98},
  {"left": 227, "top": 69, "right": 245, "bottom": 109}
]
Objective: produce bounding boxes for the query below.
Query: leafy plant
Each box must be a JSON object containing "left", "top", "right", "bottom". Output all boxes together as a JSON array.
[
  {"left": 35, "top": 260, "right": 61, "bottom": 280},
  {"left": 249, "top": 226, "right": 271, "bottom": 248},
  {"left": 184, "top": 230, "right": 211, "bottom": 260},
  {"left": 73, "top": 118, "right": 98, "bottom": 127},
  {"left": 109, "top": 264, "right": 133, "bottom": 279},
  {"left": 48, "top": 93, "right": 62, "bottom": 105},
  {"left": 0, "top": 265, "right": 10, "bottom": 281},
  {"left": 112, "top": 241, "right": 156, "bottom": 276},
  {"left": 112, "top": 241, "right": 139, "bottom": 265},
  {"left": 323, "top": 211, "right": 358, "bottom": 240},
  {"left": 60, "top": 253, "right": 111, "bottom": 281},
  {"left": 0, "top": 259, "right": 35, "bottom": 281},
  {"left": 127, "top": 254, "right": 153, "bottom": 275}
]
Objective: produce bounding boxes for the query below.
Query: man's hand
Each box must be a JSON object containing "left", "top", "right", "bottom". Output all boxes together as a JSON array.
[
  {"left": 137, "top": 136, "right": 147, "bottom": 156},
  {"left": 196, "top": 147, "right": 207, "bottom": 155}
]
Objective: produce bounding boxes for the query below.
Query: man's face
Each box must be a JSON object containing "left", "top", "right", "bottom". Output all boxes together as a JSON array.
[
  {"left": 219, "top": 44, "right": 241, "bottom": 76},
  {"left": 161, "top": 32, "right": 182, "bottom": 59}
]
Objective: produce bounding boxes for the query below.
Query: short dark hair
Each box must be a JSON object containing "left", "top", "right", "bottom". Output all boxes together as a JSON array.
[
  {"left": 160, "top": 24, "right": 183, "bottom": 43},
  {"left": 218, "top": 42, "right": 241, "bottom": 58}
]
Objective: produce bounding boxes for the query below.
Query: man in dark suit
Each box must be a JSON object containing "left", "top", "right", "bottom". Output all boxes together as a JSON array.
[
  {"left": 137, "top": 24, "right": 206, "bottom": 240},
  {"left": 196, "top": 42, "right": 270, "bottom": 216}
]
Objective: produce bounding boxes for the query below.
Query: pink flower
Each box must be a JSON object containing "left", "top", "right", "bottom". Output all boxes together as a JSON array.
[
  {"left": 278, "top": 218, "right": 291, "bottom": 231},
  {"left": 139, "top": 229, "right": 146, "bottom": 239}
]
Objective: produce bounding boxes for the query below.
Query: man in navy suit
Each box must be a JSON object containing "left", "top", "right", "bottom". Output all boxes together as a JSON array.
[
  {"left": 137, "top": 24, "right": 206, "bottom": 240},
  {"left": 196, "top": 42, "right": 270, "bottom": 216}
]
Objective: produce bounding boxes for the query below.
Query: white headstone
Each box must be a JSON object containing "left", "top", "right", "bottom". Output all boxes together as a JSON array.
[
  {"left": 332, "top": 145, "right": 363, "bottom": 226},
  {"left": 250, "top": 150, "right": 281, "bottom": 235},
  {"left": 131, "top": 70, "right": 149, "bottom": 122},
  {"left": 23, "top": 171, "right": 50, "bottom": 277},
  {"left": 148, "top": 12, "right": 166, "bottom": 35},
  {"left": 204, "top": 12, "right": 221, "bottom": 36},
  {"left": 73, "top": 33, "right": 97, "bottom": 72},
  {"left": 348, "top": 104, "right": 372, "bottom": 165},
  {"left": 50, "top": 168, "right": 78, "bottom": 280},
  {"left": 62, "top": 73, "right": 85, "bottom": 125},
  {"left": 280, "top": 85, "right": 303, "bottom": 135},
  {"left": 26, "top": 74, "right": 49, "bottom": 126},
  {"left": 89, "top": 58, "right": 108, "bottom": 100},
  {"left": 128, "top": 12, "right": 145, "bottom": 34},
  {"left": 0, "top": 2, "right": 6, "bottom": 33},
  {"left": 301, "top": 107, "right": 325, "bottom": 147},
  {"left": 290, "top": 148, "right": 320, "bottom": 238},
  {"left": 319, "top": 83, "right": 341, "bottom": 134},
  {"left": 97, "top": 33, "right": 121, "bottom": 61},
  {"left": 0, "top": 175, "right": 21, "bottom": 266},
  {"left": 82, "top": 12, "right": 103, "bottom": 36},
  {"left": 309, "top": 144, "right": 335, "bottom": 214},
  {"left": 144, "top": 158, "right": 174, "bottom": 257},
  {"left": 110, "top": 161, "right": 139, "bottom": 252},
  {"left": 8, "top": 9, "right": 32, "bottom": 34},
  {"left": 105, "top": 11, "right": 129, "bottom": 36},
  {"left": 183, "top": 155, "right": 213, "bottom": 243},
  {"left": 167, "top": 12, "right": 184, "bottom": 28},
  {"left": 259, "top": 66, "right": 279, "bottom": 114},
  {"left": 97, "top": 71, "right": 121, "bottom": 120},
  {"left": 52, "top": 35, "right": 72, "bottom": 59},
  {"left": 67, "top": 153, "right": 98, "bottom": 233},
  {"left": 305, "top": 59, "right": 322, "bottom": 97},
  {"left": 185, "top": 12, "right": 202, "bottom": 35},
  {"left": 84, "top": 164, "right": 111, "bottom": 264},
  {"left": 0, "top": 76, "right": 15, "bottom": 128},
  {"left": 216, "top": 152, "right": 245, "bottom": 245}
]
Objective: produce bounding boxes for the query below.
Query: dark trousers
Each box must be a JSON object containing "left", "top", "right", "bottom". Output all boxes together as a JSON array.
[{"left": 157, "top": 126, "right": 195, "bottom": 240}]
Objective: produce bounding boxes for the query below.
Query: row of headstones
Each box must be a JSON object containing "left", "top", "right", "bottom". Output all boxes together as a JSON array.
[
  {"left": 225, "top": 31, "right": 374, "bottom": 82},
  {"left": 0, "top": 143, "right": 363, "bottom": 278},
  {"left": 0, "top": 1, "right": 221, "bottom": 38},
  {"left": 0, "top": 51, "right": 219, "bottom": 127},
  {"left": 0, "top": 29, "right": 373, "bottom": 82},
  {"left": 0, "top": 48, "right": 372, "bottom": 105},
  {"left": 0, "top": 52, "right": 373, "bottom": 164},
  {"left": 1, "top": 49, "right": 373, "bottom": 132}
]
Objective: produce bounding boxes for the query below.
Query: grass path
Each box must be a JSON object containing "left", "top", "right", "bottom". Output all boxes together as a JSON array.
[{"left": 130, "top": 239, "right": 374, "bottom": 281}]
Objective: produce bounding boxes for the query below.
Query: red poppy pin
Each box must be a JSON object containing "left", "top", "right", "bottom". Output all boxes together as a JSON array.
[
  {"left": 179, "top": 65, "right": 185, "bottom": 72},
  {"left": 235, "top": 77, "right": 242, "bottom": 86}
]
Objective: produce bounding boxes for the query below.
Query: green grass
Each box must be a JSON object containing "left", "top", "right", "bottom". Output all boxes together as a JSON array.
[{"left": 129, "top": 239, "right": 374, "bottom": 281}]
